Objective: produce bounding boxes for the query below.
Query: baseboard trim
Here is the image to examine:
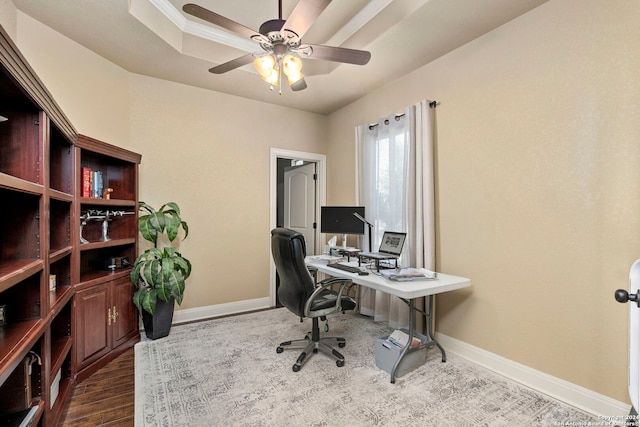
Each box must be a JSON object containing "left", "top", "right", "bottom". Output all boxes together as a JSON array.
[
  {"left": 172, "top": 297, "right": 272, "bottom": 325},
  {"left": 437, "top": 333, "right": 630, "bottom": 419}
]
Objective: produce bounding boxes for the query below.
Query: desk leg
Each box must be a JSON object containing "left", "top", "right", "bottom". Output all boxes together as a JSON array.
[
  {"left": 390, "top": 298, "right": 414, "bottom": 384},
  {"left": 389, "top": 296, "right": 446, "bottom": 384},
  {"left": 426, "top": 295, "right": 446, "bottom": 363}
]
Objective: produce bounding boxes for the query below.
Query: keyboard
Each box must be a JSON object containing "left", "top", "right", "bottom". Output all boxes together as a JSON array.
[{"left": 326, "top": 263, "right": 362, "bottom": 273}]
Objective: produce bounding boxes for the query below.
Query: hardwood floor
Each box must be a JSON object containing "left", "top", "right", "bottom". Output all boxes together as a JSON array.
[{"left": 60, "top": 349, "right": 135, "bottom": 426}]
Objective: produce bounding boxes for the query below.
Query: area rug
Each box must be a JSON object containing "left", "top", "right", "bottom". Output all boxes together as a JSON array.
[{"left": 135, "top": 308, "right": 598, "bottom": 426}]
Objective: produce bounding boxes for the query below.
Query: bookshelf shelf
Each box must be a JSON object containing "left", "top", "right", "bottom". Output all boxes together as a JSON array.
[
  {"left": 0, "top": 172, "right": 44, "bottom": 195},
  {"left": 49, "top": 247, "right": 72, "bottom": 263},
  {"left": 79, "top": 197, "right": 136, "bottom": 207},
  {"left": 0, "top": 259, "right": 43, "bottom": 293},
  {"left": 0, "top": 319, "right": 45, "bottom": 383}
]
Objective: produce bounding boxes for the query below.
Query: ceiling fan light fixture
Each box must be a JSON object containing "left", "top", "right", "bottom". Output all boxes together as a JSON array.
[
  {"left": 282, "top": 54, "right": 304, "bottom": 85},
  {"left": 184, "top": 0, "right": 371, "bottom": 93},
  {"left": 253, "top": 54, "right": 280, "bottom": 86},
  {"left": 254, "top": 54, "right": 276, "bottom": 77},
  {"left": 263, "top": 70, "right": 280, "bottom": 86}
]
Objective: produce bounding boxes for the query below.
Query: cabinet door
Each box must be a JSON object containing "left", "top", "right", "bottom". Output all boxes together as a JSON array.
[
  {"left": 112, "top": 276, "right": 138, "bottom": 348},
  {"left": 75, "top": 285, "right": 111, "bottom": 370}
]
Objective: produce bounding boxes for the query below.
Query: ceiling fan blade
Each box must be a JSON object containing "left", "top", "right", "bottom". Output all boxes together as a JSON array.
[
  {"left": 183, "top": 3, "right": 266, "bottom": 43},
  {"left": 282, "top": 0, "right": 332, "bottom": 40},
  {"left": 290, "top": 78, "right": 308, "bottom": 92},
  {"left": 301, "top": 44, "right": 371, "bottom": 65},
  {"left": 208, "top": 53, "right": 256, "bottom": 74}
]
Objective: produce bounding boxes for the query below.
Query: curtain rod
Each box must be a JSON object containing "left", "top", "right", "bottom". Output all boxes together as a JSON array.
[
  {"left": 368, "top": 113, "right": 404, "bottom": 129},
  {"left": 368, "top": 100, "right": 439, "bottom": 130}
]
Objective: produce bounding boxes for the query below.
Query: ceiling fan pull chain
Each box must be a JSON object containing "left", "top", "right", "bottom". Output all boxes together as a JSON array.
[{"left": 279, "top": 57, "right": 283, "bottom": 95}]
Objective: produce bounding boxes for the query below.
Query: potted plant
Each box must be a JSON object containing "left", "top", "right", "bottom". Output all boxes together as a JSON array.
[{"left": 131, "top": 201, "right": 191, "bottom": 339}]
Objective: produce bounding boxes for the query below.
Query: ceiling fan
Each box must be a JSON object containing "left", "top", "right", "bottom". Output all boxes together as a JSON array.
[{"left": 182, "top": 0, "right": 371, "bottom": 92}]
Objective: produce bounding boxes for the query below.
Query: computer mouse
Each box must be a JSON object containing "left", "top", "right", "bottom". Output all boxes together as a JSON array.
[{"left": 358, "top": 271, "right": 369, "bottom": 276}]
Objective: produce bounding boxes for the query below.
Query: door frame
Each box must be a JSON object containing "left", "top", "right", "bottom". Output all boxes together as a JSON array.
[{"left": 270, "top": 148, "right": 326, "bottom": 307}]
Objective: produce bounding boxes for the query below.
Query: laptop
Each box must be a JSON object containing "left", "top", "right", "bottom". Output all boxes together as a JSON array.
[{"left": 359, "top": 231, "right": 407, "bottom": 260}]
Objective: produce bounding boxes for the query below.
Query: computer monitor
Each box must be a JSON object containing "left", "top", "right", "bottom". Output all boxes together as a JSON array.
[{"left": 321, "top": 206, "right": 365, "bottom": 247}]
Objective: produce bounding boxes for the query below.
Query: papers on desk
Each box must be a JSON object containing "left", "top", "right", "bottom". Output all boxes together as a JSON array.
[
  {"left": 306, "top": 255, "right": 343, "bottom": 265},
  {"left": 382, "top": 329, "right": 422, "bottom": 349},
  {"left": 380, "top": 268, "right": 438, "bottom": 281}
]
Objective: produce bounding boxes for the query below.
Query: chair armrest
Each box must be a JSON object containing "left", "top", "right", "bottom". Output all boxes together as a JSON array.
[{"left": 304, "top": 277, "right": 354, "bottom": 318}]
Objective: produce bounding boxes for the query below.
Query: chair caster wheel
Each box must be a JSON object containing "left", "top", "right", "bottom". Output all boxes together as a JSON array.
[
  {"left": 338, "top": 342, "right": 346, "bottom": 348},
  {"left": 276, "top": 347, "right": 284, "bottom": 353},
  {"left": 292, "top": 364, "right": 301, "bottom": 372},
  {"left": 336, "top": 360, "right": 344, "bottom": 367}
]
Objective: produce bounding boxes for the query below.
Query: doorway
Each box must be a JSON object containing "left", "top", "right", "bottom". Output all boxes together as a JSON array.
[
  {"left": 270, "top": 148, "right": 326, "bottom": 307},
  {"left": 283, "top": 161, "right": 316, "bottom": 248}
]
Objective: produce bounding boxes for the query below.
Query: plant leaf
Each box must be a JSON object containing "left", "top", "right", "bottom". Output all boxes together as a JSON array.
[
  {"left": 181, "top": 221, "right": 189, "bottom": 240},
  {"left": 139, "top": 201, "right": 155, "bottom": 215},
  {"left": 149, "top": 210, "right": 166, "bottom": 234},
  {"left": 172, "top": 271, "right": 185, "bottom": 304},
  {"left": 141, "top": 289, "right": 157, "bottom": 314},
  {"left": 174, "top": 254, "right": 192, "bottom": 279},
  {"left": 163, "top": 202, "right": 180, "bottom": 216},
  {"left": 132, "top": 288, "right": 144, "bottom": 311},
  {"left": 154, "top": 261, "right": 172, "bottom": 301},
  {"left": 164, "top": 211, "right": 181, "bottom": 242},
  {"left": 130, "top": 262, "right": 143, "bottom": 285}
]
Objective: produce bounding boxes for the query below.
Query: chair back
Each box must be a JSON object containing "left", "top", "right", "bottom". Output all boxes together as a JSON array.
[{"left": 271, "top": 228, "right": 315, "bottom": 317}]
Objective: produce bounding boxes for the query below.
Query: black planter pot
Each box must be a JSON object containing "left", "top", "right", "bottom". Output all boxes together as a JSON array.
[{"left": 141, "top": 297, "right": 175, "bottom": 340}]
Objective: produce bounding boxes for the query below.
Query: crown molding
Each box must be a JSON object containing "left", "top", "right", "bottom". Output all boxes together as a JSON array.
[{"left": 131, "top": 0, "right": 390, "bottom": 56}]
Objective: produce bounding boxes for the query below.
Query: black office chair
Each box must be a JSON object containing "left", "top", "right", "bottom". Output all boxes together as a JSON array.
[{"left": 271, "top": 228, "right": 356, "bottom": 371}]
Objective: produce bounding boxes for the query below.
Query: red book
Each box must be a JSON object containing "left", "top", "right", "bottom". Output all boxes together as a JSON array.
[{"left": 81, "top": 167, "right": 92, "bottom": 198}]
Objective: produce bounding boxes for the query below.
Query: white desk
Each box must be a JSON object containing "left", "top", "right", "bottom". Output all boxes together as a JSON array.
[{"left": 307, "top": 259, "right": 470, "bottom": 383}]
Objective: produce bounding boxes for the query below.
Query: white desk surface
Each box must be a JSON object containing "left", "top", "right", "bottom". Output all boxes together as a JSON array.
[{"left": 307, "top": 259, "right": 470, "bottom": 300}]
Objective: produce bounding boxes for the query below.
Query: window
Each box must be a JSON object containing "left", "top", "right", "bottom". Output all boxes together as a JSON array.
[{"left": 357, "top": 112, "right": 411, "bottom": 264}]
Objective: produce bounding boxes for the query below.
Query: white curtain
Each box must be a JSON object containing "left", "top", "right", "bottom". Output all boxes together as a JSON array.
[{"left": 355, "top": 100, "right": 436, "bottom": 330}]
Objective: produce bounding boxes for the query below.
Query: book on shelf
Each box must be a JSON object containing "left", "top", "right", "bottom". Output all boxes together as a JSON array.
[
  {"left": 91, "top": 170, "right": 103, "bottom": 198},
  {"left": 81, "top": 167, "right": 92, "bottom": 198}
]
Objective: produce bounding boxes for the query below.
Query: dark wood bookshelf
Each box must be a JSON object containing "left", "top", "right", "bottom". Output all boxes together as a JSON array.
[{"left": 0, "top": 21, "right": 141, "bottom": 426}]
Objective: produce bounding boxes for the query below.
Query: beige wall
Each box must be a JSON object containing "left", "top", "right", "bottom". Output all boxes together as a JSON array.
[
  {"left": 326, "top": 0, "right": 640, "bottom": 402},
  {"left": 15, "top": 12, "right": 131, "bottom": 145},
  {"left": 128, "top": 74, "right": 326, "bottom": 308},
  {"left": 0, "top": 0, "right": 17, "bottom": 39}
]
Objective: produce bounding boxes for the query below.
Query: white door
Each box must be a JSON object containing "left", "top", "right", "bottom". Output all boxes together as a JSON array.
[
  {"left": 615, "top": 259, "right": 640, "bottom": 413},
  {"left": 628, "top": 260, "right": 640, "bottom": 411},
  {"left": 283, "top": 162, "right": 316, "bottom": 254}
]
